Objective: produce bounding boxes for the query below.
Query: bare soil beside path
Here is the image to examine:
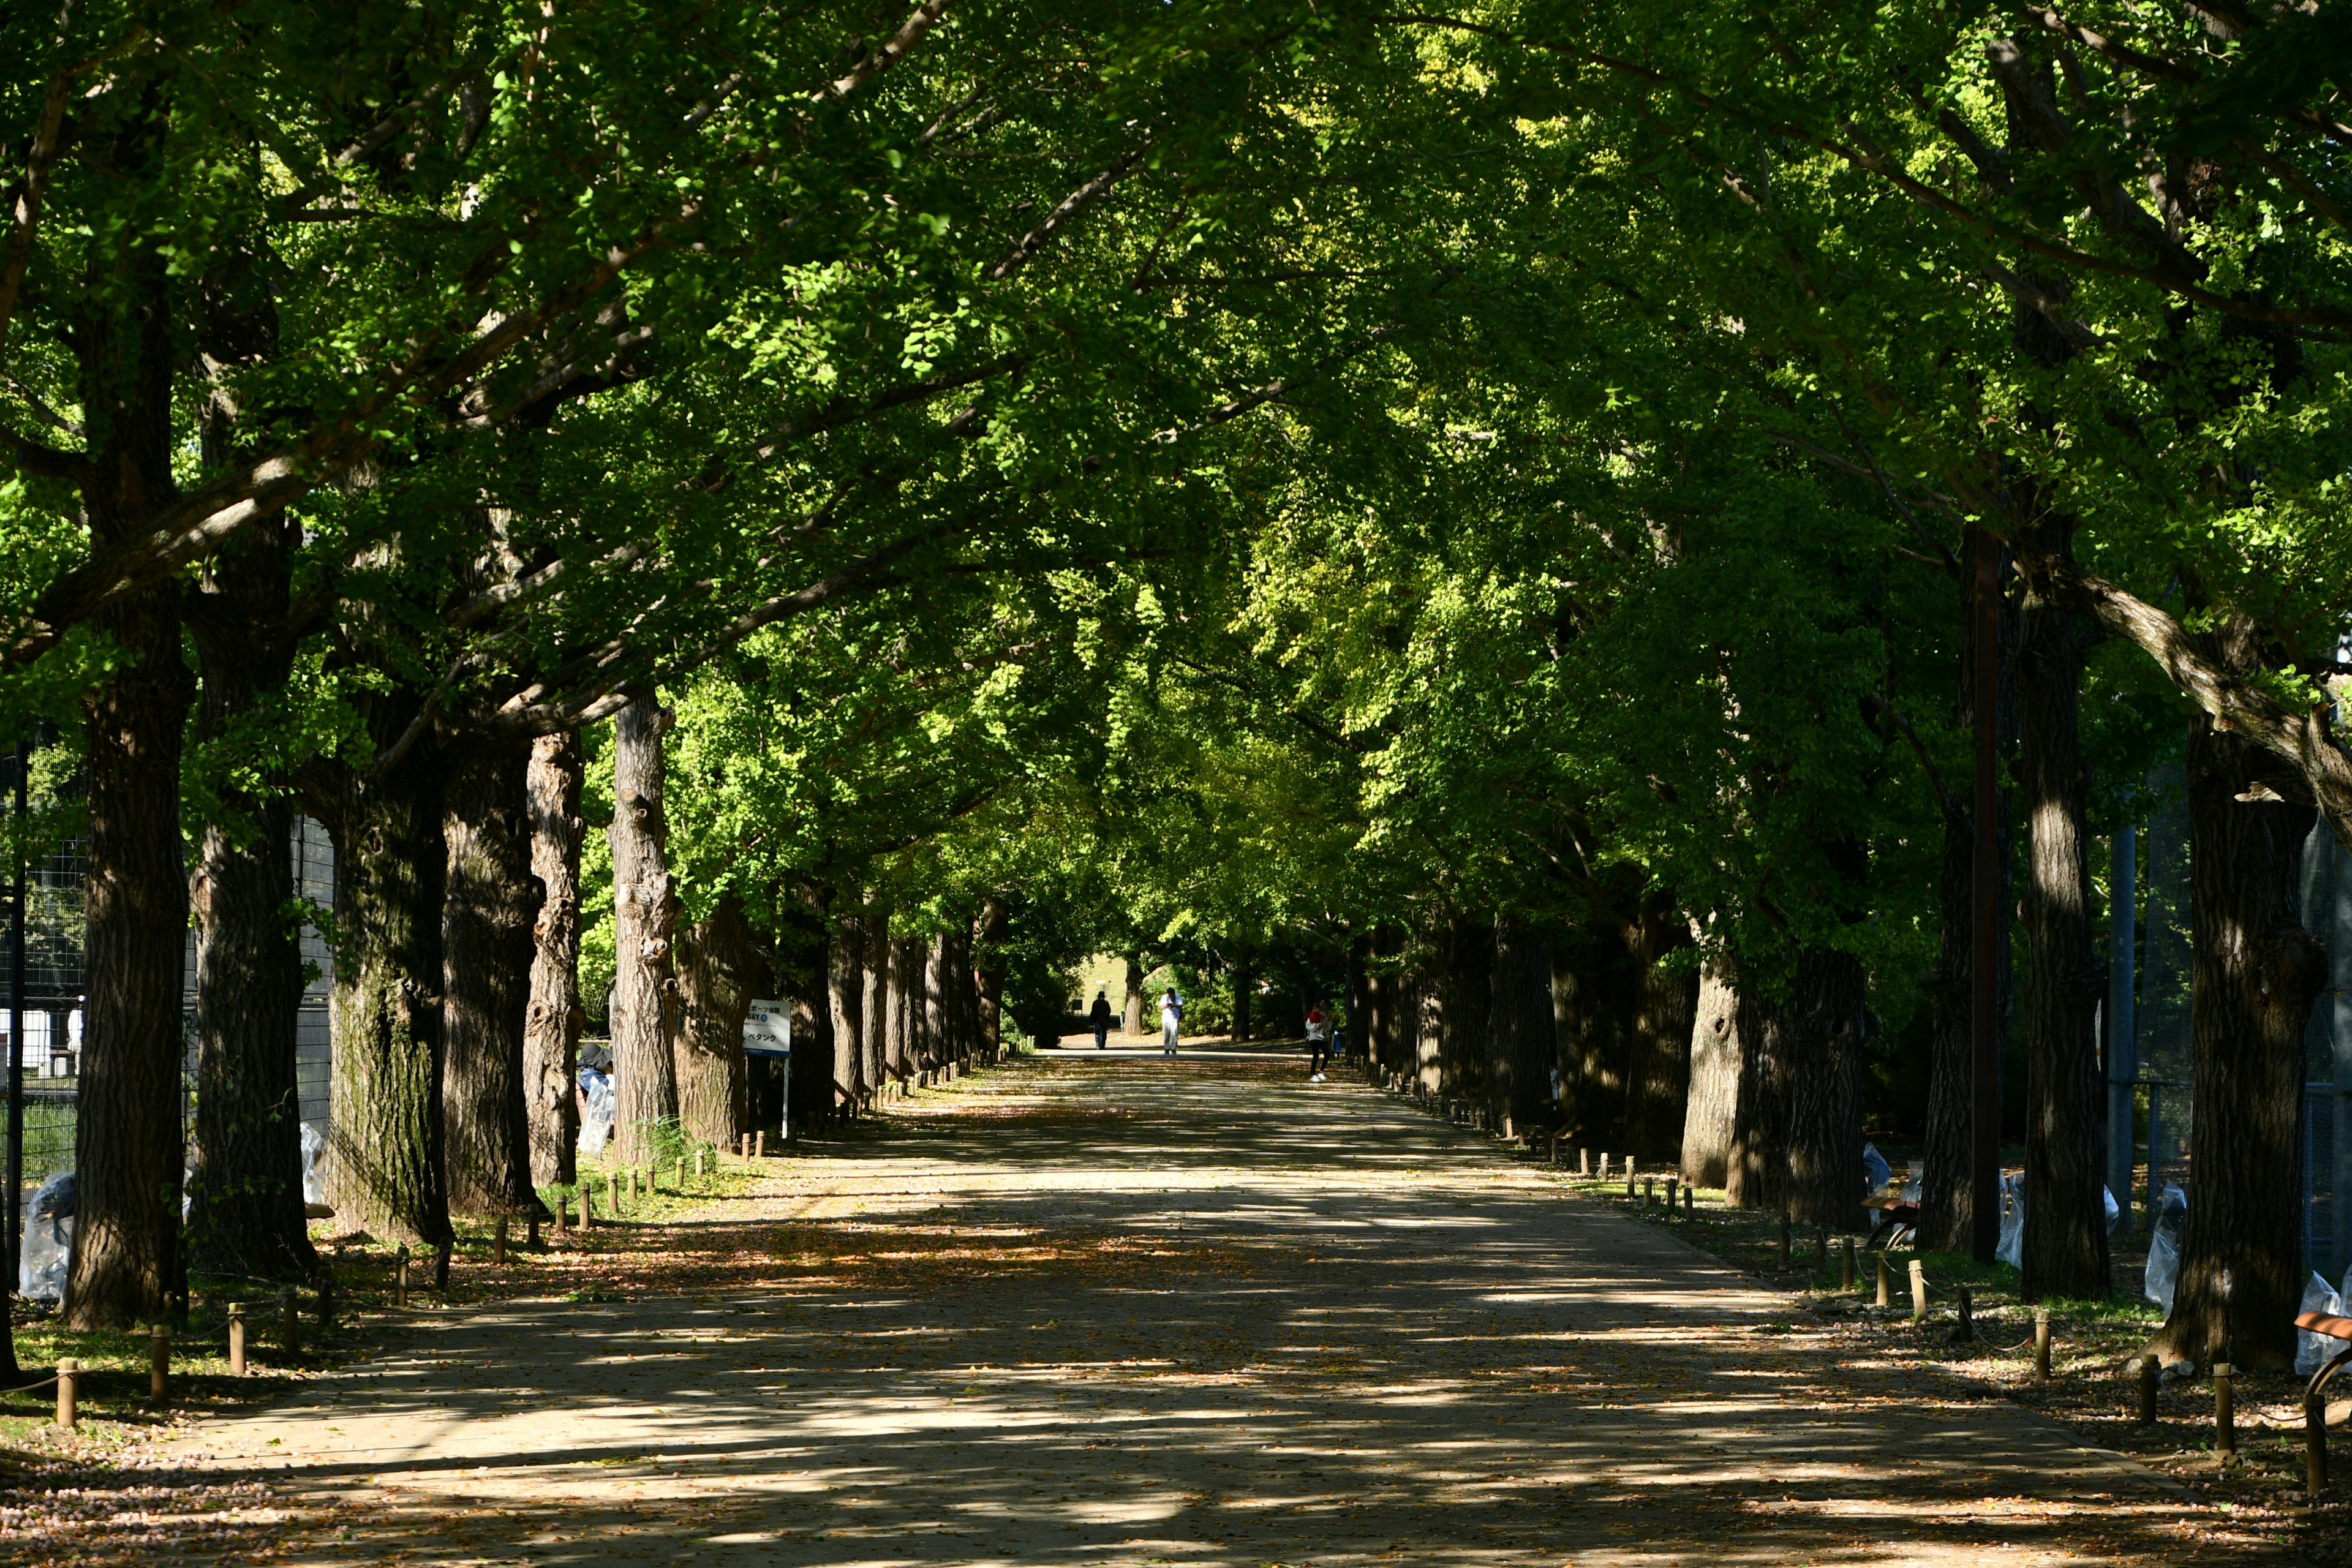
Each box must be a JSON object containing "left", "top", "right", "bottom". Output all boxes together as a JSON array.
[{"left": 1, "top": 1054, "right": 2299, "bottom": 1566}]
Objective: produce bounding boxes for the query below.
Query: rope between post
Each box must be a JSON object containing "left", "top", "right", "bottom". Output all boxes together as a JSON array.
[{"left": 4, "top": 1373, "right": 62, "bottom": 1393}]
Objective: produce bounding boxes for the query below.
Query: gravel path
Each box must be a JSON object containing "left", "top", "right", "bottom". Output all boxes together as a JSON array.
[{"left": 157, "top": 1051, "right": 2216, "bottom": 1566}]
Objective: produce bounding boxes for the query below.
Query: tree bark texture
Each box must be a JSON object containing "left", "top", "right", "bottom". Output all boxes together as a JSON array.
[
  {"left": 1487, "top": 917, "right": 1553, "bottom": 1129},
  {"left": 1679, "top": 954, "right": 1740, "bottom": 1189},
  {"left": 1346, "top": 933, "right": 1370, "bottom": 1061},
  {"left": 1622, "top": 892, "right": 1698, "bottom": 1162},
  {"left": 2151, "top": 680, "right": 2329, "bottom": 1369},
  {"left": 523, "top": 732, "right": 584, "bottom": 1188},
  {"left": 922, "top": 935, "right": 949, "bottom": 1069},
  {"left": 976, "top": 899, "right": 1006, "bottom": 1057},
  {"left": 1122, "top": 953, "right": 1145, "bottom": 1036},
  {"left": 1922, "top": 537, "right": 2019, "bottom": 1252},
  {"left": 2016, "top": 548, "right": 2111, "bottom": 1300},
  {"left": 1781, "top": 944, "right": 1869, "bottom": 1231},
  {"left": 675, "top": 891, "right": 755, "bottom": 1146},
  {"left": 441, "top": 734, "right": 541, "bottom": 1219},
  {"left": 1550, "top": 928, "right": 1633, "bottom": 1147},
  {"left": 888, "top": 933, "right": 921, "bottom": 1080},
  {"left": 1438, "top": 913, "right": 1492, "bottom": 1101},
  {"left": 1727, "top": 981, "right": 1790, "bottom": 1211},
  {"left": 609, "top": 696, "right": 680, "bottom": 1166},
  {"left": 320, "top": 730, "right": 451, "bottom": 1249},
  {"left": 860, "top": 897, "right": 891, "bottom": 1090},
  {"left": 185, "top": 520, "right": 311, "bottom": 1284},
  {"left": 64, "top": 236, "right": 197, "bottom": 1327},
  {"left": 829, "top": 905, "right": 866, "bottom": 1105}
]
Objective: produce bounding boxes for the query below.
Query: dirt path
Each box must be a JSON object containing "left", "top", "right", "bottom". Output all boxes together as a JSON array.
[{"left": 159, "top": 1052, "right": 2222, "bottom": 1566}]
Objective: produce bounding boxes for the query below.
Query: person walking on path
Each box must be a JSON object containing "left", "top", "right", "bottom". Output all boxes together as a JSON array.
[
  {"left": 1305, "top": 1003, "right": 1332, "bottom": 1081},
  {"left": 1088, "top": 989, "right": 1115, "bottom": 1050},
  {"left": 1159, "top": 988, "right": 1183, "bottom": 1057}
]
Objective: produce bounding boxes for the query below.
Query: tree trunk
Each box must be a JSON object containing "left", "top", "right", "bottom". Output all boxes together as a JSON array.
[
  {"left": 1726, "top": 979, "right": 1790, "bottom": 1211},
  {"left": 675, "top": 891, "right": 755, "bottom": 1147},
  {"left": 441, "top": 734, "right": 540, "bottom": 1219},
  {"left": 1550, "top": 927, "right": 1632, "bottom": 1146},
  {"left": 1622, "top": 892, "right": 1697, "bottom": 1163},
  {"left": 923, "top": 934, "right": 949, "bottom": 1069},
  {"left": 1922, "top": 532, "right": 2020, "bottom": 1251},
  {"left": 522, "top": 732, "right": 583, "bottom": 1188},
  {"left": 830, "top": 903, "right": 867, "bottom": 1105},
  {"left": 608, "top": 696, "right": 679, "bottom": 1164},
  {"left": 1122, "top": 953, "right": 1145, "bottom": 1036},
  {"left": 2149, "top": 676, "right": 2329, "bottom": 1369},
  {"left": 860, "top": 896, "right": 891, "bottom": 1090},
  {"left": 319, "top": 728, "right": 451, "bottom": 1249},
  {"left": 2016, "top": 543, "right": 2110, "bottom": 1300},
  {"left": 1345, "top": 933, "right": 1370, "bottom": 1061},
  {"left": 1679, "top": 953, "right": 1740, "bottom": 1189},
  {"left": 890, "top": 935, "right": 922, "bottom": 1077},
  {"left": 64, "top": 234, "right": 196, "bottom": 1327},
  {"left": 1782, "top": 945, "right": 1869, "bottom": 1231},
  {"left": 976, "top": 899, "right": 1006, "bottom": 1057},
  {"left": 1232, "top": 957, "right": 1253, "bottom": 1042},
  {"left": 185, "top": 520, "right": 312, "bottom": 1284},
  {"left": 1488, "top": 916, "right": 1553, "bottom": 1129},
  {"left": 1439, "top": 913, "right": 1493, "bottom": 1102}
]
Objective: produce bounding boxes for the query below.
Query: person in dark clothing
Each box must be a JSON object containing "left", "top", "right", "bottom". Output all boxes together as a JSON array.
[{"left": 1088, "top": 989, "right": 1115, "bottom": 1049}]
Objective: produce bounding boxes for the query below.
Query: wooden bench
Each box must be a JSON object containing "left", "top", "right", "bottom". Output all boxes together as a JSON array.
[
  {"left": 2293, "top": 1310, "right": 2352, "bottom": 1496},
  {"left": 1863, "top": 1194, "right": 1918, "bottom": 1250}
]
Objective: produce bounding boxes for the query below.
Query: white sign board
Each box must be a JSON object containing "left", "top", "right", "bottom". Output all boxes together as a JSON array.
[{"left": 743, "top": 999, "right": 792, "bottom": 1057}]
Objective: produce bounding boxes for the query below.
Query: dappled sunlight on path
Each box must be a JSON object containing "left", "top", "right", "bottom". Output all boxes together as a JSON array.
[{"left": 153, "top": 1056, "right": 2215, "bottom": 1566}]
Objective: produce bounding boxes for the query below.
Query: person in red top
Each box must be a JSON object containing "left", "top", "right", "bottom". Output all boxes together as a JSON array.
[{"left": 1305, "top": 1004, "right": 1332, "bottom": 1081}]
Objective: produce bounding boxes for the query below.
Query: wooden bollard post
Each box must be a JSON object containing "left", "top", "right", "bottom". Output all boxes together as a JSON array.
[
  {"left": 1908, "top": 1258, "right": 1927, "bottom": 1323},
  {"left": 627, "top": 1166, "right": 639, "bottom": 1202},
  {"left": 1875, "top": 1253, "right": 1891, "bottom": 1308},
  {"left": 2214, "top": 1363, "right": 2237, "bottom": 1465},
  {"left": 2137, "top": 1357, "right": 2160, "bottom": 1423},
  {"left": 2309, "top": 1388, "right": 2329, "bottom": 1501},
  {"left": 1578, "top": 1148, "right": 1590, "bottom": 1177},
  {"left": 1953, "top": 1285, "right": 1974, "bottom": 1343},
  {"left": 151, "top": 1323, "right": 171, "bottom": 1403},
  {"left": 695, "top": 1147, "right": 706, "bottom": 1178},
  {"left": 55, "top": 1358, "right": 77, "bottom": 1430},
  {"left": 1549, "top": 1135, "right": 1559, "bottom": 1169},
  {"left": 1643, "top": 1177, "right": 1656, "bottom": 1208},
  {"left": 396, "top": 1245, "right": 411, "bottom": 1308},
  {"left": 676, "top": 1156, "right": 686, "bottom": 1190},
  {"left": 606, "top": 1170, "right": 620, "bottom": 1215},
  {"left": 1626, "top": 1170, "right": 1637, "bottom": 1200},
  {"left": 1841, "top": 1236, "right": 1855, "bottom": 1291},
  {"left": 1598, "top": 1153, "right": 1610, "bottom": 1182},
  {"left": 2033, "top": 1307, "right": 2051, "bottom": 1384},
  {"left": 1778, "top": 1212, "right": 1791, "bottom": 1267},
  {"left": 281, "top": 1286, "right": 301, "bottom": 1355},
  {"left": 228, "top": 1303, "right": 247, "bottom": 1375},
  {"left": 527, "top": 1213, "right": 540, "bottom": 1251},
  {"left": 578, "top": 1184, "right": 592, "bottom": 1230},
  {"left": 1683, "top": 1184, "right": 1694, "bottom": 1218},
  {"left": 494, "top": 1215, "right": 509, "bottom": 1265},
  {"left": 755, "top": 1131, "right": 766, "bottom": 1159},
  {"left": 1665, "top": 1176, "right": 1678, "bottom": 1212}
]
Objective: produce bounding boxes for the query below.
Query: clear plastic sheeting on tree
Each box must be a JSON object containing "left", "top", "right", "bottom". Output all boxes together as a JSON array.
[
  {"left": 1996, "top": 1172, "right": 2025, "bottom": 1268},
  {"left": 1863, "top": 1142, "right": 1893, "bottom": 1198},
  {"left": 300, "top": 1121, "right": 328, "bottom": 1207},
  {"left": 578, "top": 1068, "right": 616, "bottom": 1160},
  {"left": 2146, "top": 1183, "right": 2189, "bottom": 1313},
  {"left": 2104, "top": 1185, "right": 2122, "bottom": 1235},
  {"left": 19, "top": 1170, "right": 74, "bottom": 1303},
  {"left": 2299, "top": 1270, "right": 2350, "bottom": 1376}
]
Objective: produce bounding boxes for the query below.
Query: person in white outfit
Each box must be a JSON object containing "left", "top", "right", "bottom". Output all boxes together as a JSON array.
[{"left": 1159, "top": 988, "right": 1183, "bottom": 1056}]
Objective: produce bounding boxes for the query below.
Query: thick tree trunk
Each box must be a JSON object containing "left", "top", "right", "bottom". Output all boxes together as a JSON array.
[
  {"left": 1679, "top": 954, "right": 1740, "bottom": 1188},
  {"left": 1550, "top": 927, "right": 1632, "bottom": 1147},
  {"left": 1726, "top": 979, "right": 1790, "bottom": 1211},
  {"left": 64, "top": 232, "right": 196, "bottom": 1326},
  {"left": 1922, "top": 535, "right": 2019, "bottom": 1251},
  {"left": 1439, "top": 913, "right": 1493, "bottom": 1102},
  {"left": 675, "top": 891, "right": 755, "bottom": 1147},
  {"left": 861, "top": 897, "right": 891, "bottom": 1090},
  {"left": 1121, "top": 953, "right": 1145, "bottom": 1036},
  {"left": 186, "top": 519, "right": 312, "bottom": 1284},
  {"left": 320, "top": 731, "right": 451, "bottom": 1250},
  {"left": 609, "top": 696, "right": 679, "bottom": 1164},
  {"left": 2149, "top": 680, "right": 2329, "bottom": 1369},
  {"left": 1345, "top": 933, "right": 1370, "bottom": 1061},
  {"left": 1782, "top": 945, "right": 1869, "bottom": 1231},
  {"left": 830, "top": 904, "right": 867, "bottom": 1104},
  {"left": 890, "top": 935, "right": 922, "bottom": 1077},
  {"left": 1622, "top": 893, "right": 1697, "bottom": 1163},
  {"left": 523, "top": 732, "right": 583, "bottom": 1188},
  {"left": 2017, "top": 545, "right": 2110, "bottom": 1300},
  {"left": 922, "top": 934, "right": 949, "bottom": 1069},
  {"left": 1488, "top": 916, "right": 1553, "bottom": 1129},
  {"left": 441, "top": 734, "right": 540, "bottom": 1219},
  {"left": 976, "top": 899, "right": 1006, "bottom": 1056}
]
